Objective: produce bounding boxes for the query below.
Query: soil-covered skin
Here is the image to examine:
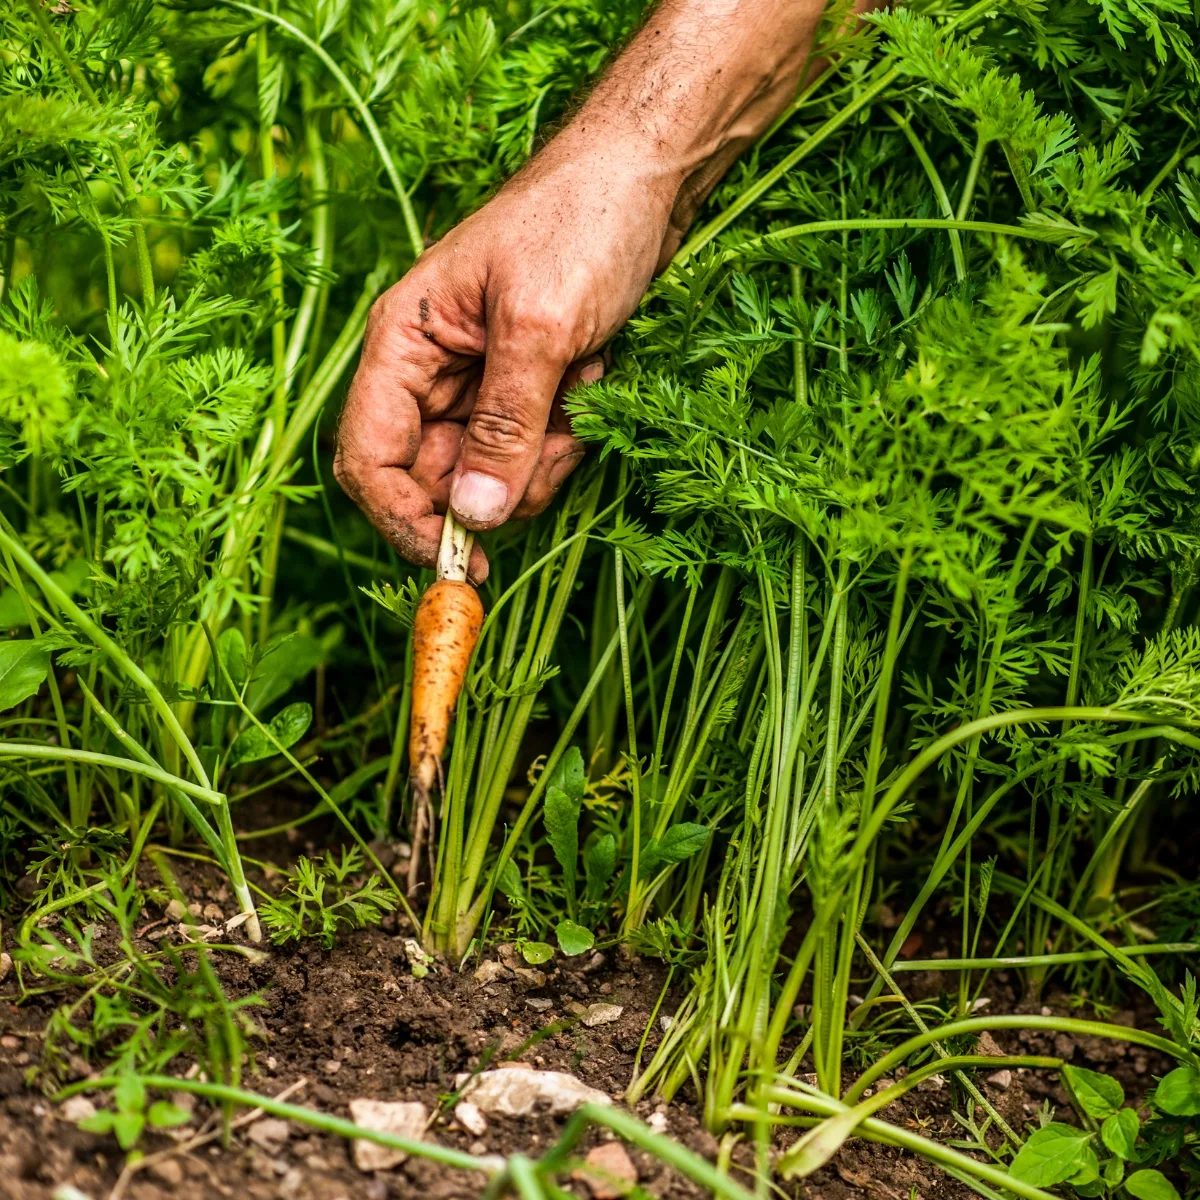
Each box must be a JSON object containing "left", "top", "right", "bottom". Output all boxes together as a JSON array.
[{"left": 0, "top": 848, "right": 1175, "bottom": 1200}]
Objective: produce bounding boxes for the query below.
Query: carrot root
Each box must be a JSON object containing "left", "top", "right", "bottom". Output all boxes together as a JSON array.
[{"left": 407, "top": 576, "right": 483, "bottom": 895}]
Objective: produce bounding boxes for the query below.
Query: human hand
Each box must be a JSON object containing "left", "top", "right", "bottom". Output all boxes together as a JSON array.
[
  {"left": 334, "top": 130, "right": 681, "bottom": 583},
  {"left": 337, "top": 0, "right": 835, "bottom": 578}
]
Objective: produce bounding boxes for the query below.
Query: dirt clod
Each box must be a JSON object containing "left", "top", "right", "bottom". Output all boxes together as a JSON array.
[
  {"left": 59, "top": 1097, "right": 95, "bottom": 1123},
  {"left": 574, "top": 1142, "right": 638, "bottom": 1198},
  {"left": 347, "top": 1099, "right": 427, "bottom": 1172},
  {"left": 247, "top": 1118, "right": 292, "bottom": 1153},
  {"left": 582, "top": 1003, "right": 624, "bottom": 1027},
  {"left": 455, "top": 1067, "right": 611, "bottom": 1116}
]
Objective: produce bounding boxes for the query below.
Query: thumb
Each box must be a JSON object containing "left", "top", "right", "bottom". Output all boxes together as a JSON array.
[{"left": 449, "top": 333, "right": 571, "bottom": 530}]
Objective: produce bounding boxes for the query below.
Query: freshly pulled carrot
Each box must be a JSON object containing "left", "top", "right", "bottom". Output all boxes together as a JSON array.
[{"left": 407, "top": 518, "right": 482, "bottom": 895}]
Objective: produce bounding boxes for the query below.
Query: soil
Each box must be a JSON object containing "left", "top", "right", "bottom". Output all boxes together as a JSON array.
[{"left": 0, "top": 836, "right": 1177, "bottom": 1200}]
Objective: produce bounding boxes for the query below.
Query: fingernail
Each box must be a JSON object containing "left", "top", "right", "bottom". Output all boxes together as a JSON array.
[
  {"left": 580, "top": 360, "right": 605, "bottom": 385},
  {"left": 549, "top": 451, "right": 585, "bottom": 491},
  {"left": 450, "top": 471, "right": 509, "bottom": 526}
]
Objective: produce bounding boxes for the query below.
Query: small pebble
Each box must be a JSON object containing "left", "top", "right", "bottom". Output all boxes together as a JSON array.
[
  {"left": 61, "top": 1096, "right": 96, "bottom": 1123},
  {"left": 987, "top": 1069, "right": 1013, "bottom": 1090},
  {"left": 455, "top": 1100, "right": 488, "bottom": 1137},
  {"left": 582, "top": 1003, "right": 624, "bottom": 1028},
  {"left": 147, "top": 1159, "right": 184, "bottom": 1186},
  {"left": 573, "top": 1142, "right": 637, "bottom": 1199},
  {"left": 247, "top": 1117, "right": 291, "bottom": 1152},
  {"left": 474, "top": 960, "right": 507, "bottom": 986},
  {"left": 322, "top": 1059, "right": 342, "bottom": 1075}
]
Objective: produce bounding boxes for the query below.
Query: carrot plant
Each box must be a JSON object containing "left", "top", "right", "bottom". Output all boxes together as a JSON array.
[
  {"left": 565, "top": 0, "right": 1200, "bottom": 1185},
  {"left": 4, "top": 0, "right": 1200, "bottom": 1193}
]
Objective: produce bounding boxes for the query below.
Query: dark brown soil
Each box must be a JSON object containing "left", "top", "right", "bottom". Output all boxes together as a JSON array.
[{"left": 0, "top": 848, "right": 1176, "bottom": 1200}]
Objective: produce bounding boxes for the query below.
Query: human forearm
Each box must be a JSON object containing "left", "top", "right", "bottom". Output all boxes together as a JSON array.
[{"left": 538, "top": 0, "right": 830, "bottom": 259}]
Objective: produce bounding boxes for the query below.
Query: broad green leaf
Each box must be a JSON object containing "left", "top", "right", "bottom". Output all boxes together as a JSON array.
[
  {"left": 228, "top": 701, "right": 312, "bottom": 766},
  {"left": 1155, "top": 1066, "right": 1200, "bottom": 1116},
  {"left": 1102, "top": 1153, "right": 1125, "bottom": 1187},
  {"left": 215, "top": 625, "right": 247, "bottom": 693},
  {"left": 247, "top": 634, "right": 323, "bottom": 714},
  {"left": 777, "top": 1108, "right": 863, "bottom": 1179},
  {"left": 1009, "top": 1124, "right": 1094, "bottom": 1187},
  {"left": 146, "top": 1100, "right": 191, "bottom": 1128},
  {"left": 0, "top": 590, "right": 27, "bottom": 629},
  {"left": 79, "top": 1110, "right": 116, "bottom": 1134},
  {"left": 1100, "top": 1108, "right": 1138, "bottom": 1160},
  {"left": 0, "top": 639, "right": 50, "bottom": 710},
  {"left": 544, "top": 785, "right": 580, "bottom": 898},
  {"left": 555, "top": 919, "right": 594, "bottom": 956},
  {"left": 520, "top": 940, "right": 553, "bottom": 965},
  {"left": 114, "top": 1072, "right": 145, "bottom": 1113},
  {"left": 1064, "top": 1064, "right": 1124, "bottom": 1119},
  {"left": 546, "top": 745, "right": 585, "bottom": 803},
  {"left": 112, "top": 1109, "right": 144, "bottom": 1150},
  {"left": 639, "top": 822, "right": 709, "bottom": 879},
  {"left": 0, "top": 558, "right": 89, "bottom": 630},
  {"left": 584, "top": 834, "right": 617, "bottom": 901},
  {"left": 1067, "top": 1145, "right": 1100, "bottom": 1187},
  {"left": 496, "top": 859, "right": 524, "bottom": 901},
  {"left": 1126, "top": 1170, "right": 1181, "bottom": 1200}
]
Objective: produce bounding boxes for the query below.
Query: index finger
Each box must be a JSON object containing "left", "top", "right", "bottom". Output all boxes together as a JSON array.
[{"left": 336, "top": 298, "right": 489, "bottom": 582}]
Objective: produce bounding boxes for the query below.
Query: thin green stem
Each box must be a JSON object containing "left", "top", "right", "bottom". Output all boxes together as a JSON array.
[
  {"left": 217, "top": 1, "right": 424, "bottom": 262},
  {"left": 846, "top": 1014, "right": 1189, "bottom": 1103}
]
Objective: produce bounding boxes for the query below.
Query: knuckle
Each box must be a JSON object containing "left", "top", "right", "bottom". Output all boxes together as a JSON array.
[
  {"left": 332, "top": 446, "right": 358, "bottom": 496},
  {"left": 469, "top": 405, "right": 537, "bottom": 455},
  {"left": 503, "top": 298, "right": 573, "bottom": 355}
]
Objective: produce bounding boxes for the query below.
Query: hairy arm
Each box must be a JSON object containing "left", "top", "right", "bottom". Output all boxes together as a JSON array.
[{"left": 337, "top": 0, "right": 835, "bottom": 579}]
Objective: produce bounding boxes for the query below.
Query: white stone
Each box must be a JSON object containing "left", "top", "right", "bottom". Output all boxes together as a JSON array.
[
  {"left": 987, "top": 1069, "right": 1013, "bottom": 1090},
  {"left": 647, "top": 1111, "right": 668, "bottom": 1134},
  {"left": 455, "top": 1100, "right": 488, "bottom": 1136},
  {"left": 348, "top": 1099, "right": 428, "bottom": 1172},
  {"left": 246, "top": 1117, "right": 291, "bottom": 1152},
  {"left": 916, "top": 1073, "right": 947, "bottom": 1092},
  {"left": 582, "top": 1003, "right": 623, "bottom": 1028},
  {"left": 453, "top": 1068, "right": 611, "bottom": 1117},
  {"left": 61, "top": 1096, "right": 96, "bottom": 1123},
  {"left": 473, "top": 960, "right": 507, "bottom": 985}
]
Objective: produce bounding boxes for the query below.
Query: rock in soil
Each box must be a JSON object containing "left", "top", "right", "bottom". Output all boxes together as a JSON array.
[
  {"left": 59, "top": 1096, "right": 96, "bottom": 1123},
  {"left": 246, "top": 1116, "right": 291, "bottom": 1152},
  {"left": 147, "top": 1157, "right": 185, "bottom": 1186},
  {"left": 582, "top": 1003, "right": 624, "bottom": 1028},
  {"left": 348, "top": 1098, "right": 427, "bottom": 1171},
  {"left": 455, "top": 1100, "right": 488, "bottom": 1136},
  {"left": 573, "top": 1142, "right": 638, "bottom": 1199},
  {"left": 454, "top": 1067, "right": 611, "bottom": 1116}
]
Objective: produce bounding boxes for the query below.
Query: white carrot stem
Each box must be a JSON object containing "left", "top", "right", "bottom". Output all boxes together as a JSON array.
[{"left": 437, "top": 514, "right": 473, "bottom": 582}]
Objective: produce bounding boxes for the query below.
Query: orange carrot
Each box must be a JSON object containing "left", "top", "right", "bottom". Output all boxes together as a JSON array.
[{"left": 407, "top": 573, "right": 482, "bottom": 895}]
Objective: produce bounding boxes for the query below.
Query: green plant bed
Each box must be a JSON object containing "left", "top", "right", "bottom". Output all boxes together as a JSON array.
[{"left": 1, "top": 0, "right": 1199, "bottom": 1194}]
